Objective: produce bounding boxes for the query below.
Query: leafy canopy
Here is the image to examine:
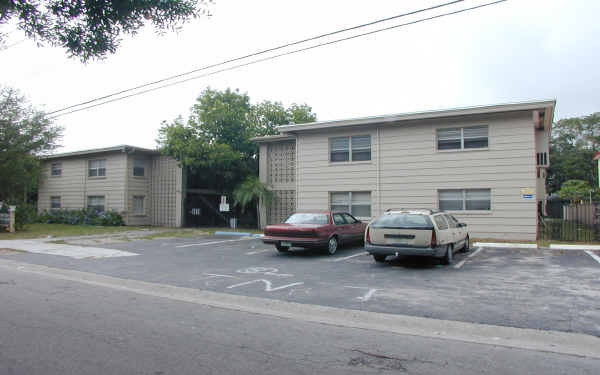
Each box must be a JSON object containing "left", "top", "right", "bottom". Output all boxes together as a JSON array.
[
  {"left": 233, "top": 175, "right": 273, "bottom": 213},
  {"left": 0, "top": 0, "right": 213, "bottom": 62},
  {"left": 547, "top": 113, "right": 600, "bottom": 193},
  {"left": 0, "top": 86, "right": 63, "bottom": 202},
  {"left": 557, "top": 180, "right": 595, "bottom": 201},
  {"left": 157, "top": 87, "right": 316, "bottom": 192}
]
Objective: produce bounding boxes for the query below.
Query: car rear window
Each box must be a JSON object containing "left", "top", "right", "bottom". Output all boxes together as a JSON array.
[
  {"left": 370, "top": 214, "right": 433, "bottom": 229},
  {"left": 285, "top": 213, "right": 329, "bottom": 225}
]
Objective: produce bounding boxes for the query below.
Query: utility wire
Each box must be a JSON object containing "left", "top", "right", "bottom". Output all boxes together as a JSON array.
[
  {"left": 50, "top": 0, "right": 507, "bottom": 119},
  {"left": 47, "top": 0, "right": 464, "bottom": 115}
]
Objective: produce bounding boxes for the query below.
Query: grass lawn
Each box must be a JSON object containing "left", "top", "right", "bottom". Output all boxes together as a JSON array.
[
  {"left": 0, "top": 224, "right": 264, "bottom": 240},
  {"left": 0, "top": 224, "right": 153, "bottom": 240}
]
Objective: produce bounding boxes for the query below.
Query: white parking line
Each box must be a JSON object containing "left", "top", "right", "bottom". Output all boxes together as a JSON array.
[
  {"left": 176, "top": 238, "right": 253, "bottom": 248},
  {"left": 328, "top": 251, "right": 369, "bottom": 262},
  {"left": 585, "top": 250, "right": 600, "bottom": 265},
  {"left": 453, "top": 247, "right": 483, "bottom": 269},
  {"left": 245, "top": 249, "right": 272, "bottom": 255}
]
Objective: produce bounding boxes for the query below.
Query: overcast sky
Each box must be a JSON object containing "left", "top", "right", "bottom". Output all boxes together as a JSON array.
[{"left": 2, "top": 0, "right": 599, "bottom": 153}]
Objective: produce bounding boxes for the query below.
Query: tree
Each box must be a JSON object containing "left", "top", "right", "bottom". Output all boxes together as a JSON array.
[
  {"left": 547, "top": 113, "right": 600, "bottom": 193},
  {"left": 0, "top": 0, "right": 212, "bottom": 62},
  {"left": 557, "top": 180, "right": 596, "bottom": 201},
  {"left": 157, "top": 87, "right": 316, "bottom": 193},
  {"left": 0, "top": 86, "right": 63, "bottom": 203},
  {"left": 232, "top": 175, "right": 273, "bottom": 228}
]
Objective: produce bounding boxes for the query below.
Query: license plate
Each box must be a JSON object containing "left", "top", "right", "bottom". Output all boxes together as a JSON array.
[{"left": 281, "top": 241, "right": 292, "bottom": 247}]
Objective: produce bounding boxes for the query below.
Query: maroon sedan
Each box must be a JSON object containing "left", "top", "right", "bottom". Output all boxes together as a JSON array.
[{"left": 262, "top": 211, "right": 367, "bottom": 255}]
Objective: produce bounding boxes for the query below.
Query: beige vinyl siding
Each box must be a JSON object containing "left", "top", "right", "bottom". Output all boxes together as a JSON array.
[
  {"left": 125, "top": 155, "right": 152, "bottom": 226},
  {"left": 297, "top": 129, "right": 377, "bottom": 219},
  {"left": 84, "top": 153, "right": 127, "bottom": 211},
  {"left": 38, "top": 152, "right": 128, "bottom": 213},
  {"left": 296, "top": 111, "right": 537, "bottom": 240}
]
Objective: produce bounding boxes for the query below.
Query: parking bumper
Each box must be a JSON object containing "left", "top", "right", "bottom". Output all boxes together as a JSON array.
[
  {"left": 365, "top": 243, "right": 445, "bottom": 257},
  {"left": 262, "top": 236, "right": 329, "bottom": 248}
]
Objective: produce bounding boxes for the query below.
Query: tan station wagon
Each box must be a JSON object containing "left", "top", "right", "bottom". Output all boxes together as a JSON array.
[{"left": 364, "top": 209, "right": 470, "bottom": 264}]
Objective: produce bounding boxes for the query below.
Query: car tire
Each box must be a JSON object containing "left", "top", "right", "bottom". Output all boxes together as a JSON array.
[
  {"left": 326, "top": 236, "right": 338, "bottom": 255},
  {"left": 460, "top": 236, "right": 470, "bottom": 253},
  {"left": 441, "top": 244, "right": 453, "bottom": 265},
  {"left": 275, "top": 244, "right": 289, "bottom": 252},
  {"left": 373, "top": 254, "right": 386, "bottom": 263}
]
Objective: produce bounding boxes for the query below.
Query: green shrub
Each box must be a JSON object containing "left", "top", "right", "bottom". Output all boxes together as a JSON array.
[{"left": 37, "top": 208, "right": 125, "bottom": 226}]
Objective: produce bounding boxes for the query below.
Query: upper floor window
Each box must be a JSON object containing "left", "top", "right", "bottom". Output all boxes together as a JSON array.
[
  {"left": 88, "top": 159, "right": 106, "bottom": 177},
  {"left": 439, "top": 189, "right": 491, "bottom": 211},
  {"left": 133, "top": 159, "right": 145, "bottom": 177},
  {"left": 330, "top": 135, "right": 371, "bottom": 162},
  {"left": 437, "top": 125, "right": 488, "bottom": 150},
  {"left": 51, "top": 162, "right": 62, "bottom": 176}
]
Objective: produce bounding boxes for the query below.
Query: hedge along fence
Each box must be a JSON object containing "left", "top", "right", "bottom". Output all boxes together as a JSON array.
[{"left": 37, "top": 208, "right": 125, "bottom": 226}]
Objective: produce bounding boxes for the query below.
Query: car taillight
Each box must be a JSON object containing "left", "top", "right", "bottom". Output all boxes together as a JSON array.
[
  {"left": 431, "top": 230, "right": 437, "bottom": 247},
  {"left": 366, "top": 227, "right": 371, "bottom": 244}
]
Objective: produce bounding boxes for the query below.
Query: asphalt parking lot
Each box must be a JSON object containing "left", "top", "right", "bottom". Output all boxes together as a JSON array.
[{"left": 1, "top": 234, "right": 599, "bottom": 337}]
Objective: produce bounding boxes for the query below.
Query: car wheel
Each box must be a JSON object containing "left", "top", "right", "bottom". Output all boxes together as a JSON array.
[
  {"left": 326, "top": 236, "right": 338, "bottom": 255},
  {"left": 461, "top": 236, "right": 470, "bottom": 253},
  {"left": 373, "top": 254, "right": 386, "bottom": 263},
  {"left": 441, "top": 244, "right": 453, "bottom": 265},
  {"left": 275, "top": 244, "right": 289, "bottom": 252}
]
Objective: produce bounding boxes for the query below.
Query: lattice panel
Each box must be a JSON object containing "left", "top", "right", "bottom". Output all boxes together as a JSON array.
[
  {"left": 267, "top": 190, "right": 296, "bottom": 224},
  {"left": 267, "top": 141, "right": 295, "bottom": 185}
]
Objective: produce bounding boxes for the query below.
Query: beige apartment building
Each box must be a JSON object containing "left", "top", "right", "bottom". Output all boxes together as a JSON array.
[
  {"left": 38, "top": 145, "right": 183, "bottom": 227},
  {"left": 253, "top": 100, "right": 555, "bottom": 241}
]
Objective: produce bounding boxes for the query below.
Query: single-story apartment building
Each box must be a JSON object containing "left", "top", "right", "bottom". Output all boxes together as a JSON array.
[
  {"left": 253, "top": 100, "right": 555, "bottom": 241},
  {"left": 38, "top": 145, "right": 184, "bottom": 226}
]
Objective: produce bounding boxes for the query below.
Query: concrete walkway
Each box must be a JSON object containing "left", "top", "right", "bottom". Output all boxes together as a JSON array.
[{"left": 0, "top": 239, "right": 138, "bottom": 259}]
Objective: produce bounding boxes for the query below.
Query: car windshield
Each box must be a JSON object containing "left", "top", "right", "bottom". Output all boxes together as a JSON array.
[
  {"left": 285, "top": 213, "right": 329, "bottom": 225},
  {"left": 370, "top": 213, "right": 433, "bottom": 228}
]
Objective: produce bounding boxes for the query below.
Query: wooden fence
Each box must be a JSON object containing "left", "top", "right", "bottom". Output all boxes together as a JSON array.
[{"left": 563, "top": 203, "right": 597, "bottom": 226}]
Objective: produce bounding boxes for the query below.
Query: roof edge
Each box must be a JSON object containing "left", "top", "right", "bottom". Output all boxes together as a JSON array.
[
  {"left": 278, "top": 99, "right": 556, "bottom": 133},
  {"left": 41, "top": 145, "right": 161, "bottom": 159},
  {"left": 250, "top": 134, "right": 296, "bottom": 143}
]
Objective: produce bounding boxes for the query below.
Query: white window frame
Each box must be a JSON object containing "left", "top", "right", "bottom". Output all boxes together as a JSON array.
[
  {"left": 437, "top": 125, "right": 488, "bottom": 151},
  {"left": 329, "top": 135, "right": 371, "bottom": 162},
  {"left": 87, "top": 195, "right": 105, "bottom": 212},
  {"left": 88, "top": 159, "right": 106, "bottom": 177},
  {"left": 50, "top": 162, "right": 62, "bottom": 177},
  {"left": 438, "top": 189, "right": 491, "bottom": 211},
  {"left": 133, "top": 159, "right": 145, "bottom": 177},
  {"left": 329, "top": 191, "right": 372, "bottom": 218},
  {"left": 132, "top": 195, "right": 145, "bottom": 215},
  {"left": 50, "top": 196, "right": 61, "bottom": 210}
]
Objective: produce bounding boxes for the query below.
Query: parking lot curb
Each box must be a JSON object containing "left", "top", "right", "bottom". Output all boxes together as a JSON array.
[
  {"left": 214, "top": 231, "right": 263, "bottom": 238},
  {"left": 474, "top": 242, "right": 537, "bottom": 249}
]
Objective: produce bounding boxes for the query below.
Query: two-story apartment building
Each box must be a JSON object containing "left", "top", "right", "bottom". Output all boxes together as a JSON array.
[
  {"left": 253, "top": 100, "right": 555, "bottom": 241},
  {"left": 38, "top": 145, "right": 183, "bottom": 227}
]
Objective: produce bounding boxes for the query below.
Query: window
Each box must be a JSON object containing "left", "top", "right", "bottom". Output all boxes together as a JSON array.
[
  {"left": 536, "top": 152, "right": 548, "bottom": 166},
  {"left": 342, "top": 213, "right": 360, "bottom": 224},
  {"left": 437, "top": 125, "right": 488, "bottom": 150},
  {"left": 133, "top": 159, "right": 145, "bottom": 177},
  {"left": 50, "top": 196, "right": 61, "bottom": 209},
  {"left": 330, "top": 135, "right": 371, "bottom": 162},
  {"left": 439, "top": 189, "right": 491, "bottom": 211},
  {"left": 285, "top": 213, "right": 329, "bottom": 225},
  {"left": 333, "top": 213, "right": 346, "bottom": 225},
  {"left": 445, "top": 214, "right": 460, "bottom": 228},
  {"left": 132, "top": 196, "right": 145, "bottom": 215},
  {"left": 87, "top": 196, "right": 105, "bottom": 212},
  {"left": 88, "top": 159, "right": 106, "bottom": 177},
  {"left": 433, "top": 215, "right": 449, "bottom": 230},
  {"left": 330, "top": 192, "right": 371, "bottom": 217},
  {"left": 51, "top": 162, "right": 62, "bottom": 176}
]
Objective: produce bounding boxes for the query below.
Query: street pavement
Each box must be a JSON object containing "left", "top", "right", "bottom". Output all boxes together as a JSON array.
[{"left": 1, "top": 265, "right": 599, "bottom": 375}]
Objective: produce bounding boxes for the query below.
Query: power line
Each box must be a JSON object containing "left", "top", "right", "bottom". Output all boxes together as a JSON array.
[
  {"left": 50, "top": 0, "right": 508, "bottom": 119},
  {"left": 1, "top": 38, "right": 26, "bottom": 50},
  {"left": 47, "top": 0, "right": 465, "bottom": 116}
]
